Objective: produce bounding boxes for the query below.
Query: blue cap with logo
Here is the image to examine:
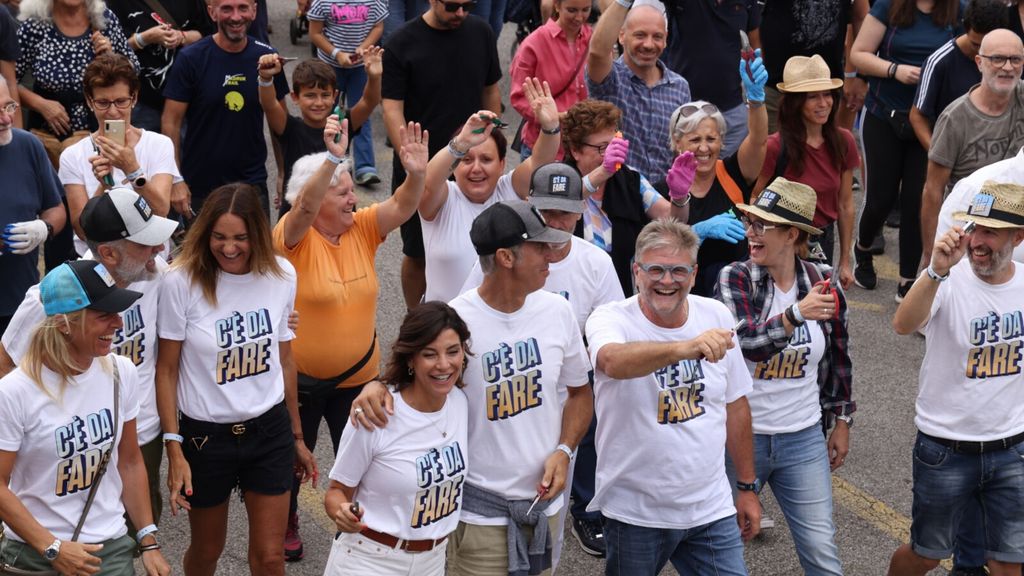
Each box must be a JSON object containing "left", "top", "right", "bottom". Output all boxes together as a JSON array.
[{"left": 40, "top": 260, "right": 143, "bottom": 316}]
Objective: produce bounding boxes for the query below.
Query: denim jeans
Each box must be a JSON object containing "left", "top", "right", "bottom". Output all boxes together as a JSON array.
[
  {"left": 604, "top": 516, "right": 747, "bottom": 576},
  {"left": 727, "top": 422, "right": 843, "bottom": 576},
  {"left": 910, "top": 432, "right": 1024, "bottom": 563},
  {"left": 469, "top": 0, "right": 507, "bottom": 37},
  {"left": 383, "top": 0, "right": 429, "bottom": 40},
  {"left": 334, "top": 66, "right": 376, "bottom": 177}
]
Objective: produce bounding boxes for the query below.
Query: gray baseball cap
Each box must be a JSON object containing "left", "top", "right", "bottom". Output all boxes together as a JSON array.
[{"left": 529, "top": 163, "right": 584, "bottom": 214}]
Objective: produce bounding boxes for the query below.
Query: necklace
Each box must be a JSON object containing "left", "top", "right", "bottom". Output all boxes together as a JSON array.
[{"left": 427, "top": 401, "right": 449, "bottom": 438}]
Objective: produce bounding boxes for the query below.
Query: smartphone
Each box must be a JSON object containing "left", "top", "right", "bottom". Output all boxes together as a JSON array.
[{"left": 104, "top": 119, "right": 126, "bottom": 147}]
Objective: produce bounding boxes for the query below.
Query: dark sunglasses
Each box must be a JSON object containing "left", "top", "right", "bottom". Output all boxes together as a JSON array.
[{"left": 442, "top": 0, "right": 477, "bottom": 12}]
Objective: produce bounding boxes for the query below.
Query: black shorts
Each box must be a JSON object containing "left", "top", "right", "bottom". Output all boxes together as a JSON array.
[{"left": 179, "top": 401, "right": 295, "bottom": 508}]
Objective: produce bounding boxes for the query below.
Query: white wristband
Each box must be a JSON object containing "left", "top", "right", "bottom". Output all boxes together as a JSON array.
[
  {"left": 926, "top": 265, "right": 949, "bottom": 282},
  {"left": 615, "top": 0, "right": 633, "bottom": 8},
  {"left": 162, "top": 432, "right": 184, "bottom": 444},
  {"left": 134, "top": 32, "right": 146, "bottom": 48},
  {"left": 258, "top": 77, "right": 274, "bottom": 87},
  {"left": 790, "top": 303, "right": 805, "bottom": 324},
  {"left": 331, "top": 47, "right": 341, "bottom": 59},
  {"left": 326, "top": 152, "right": 347, "bottom": 165},
  {"left": 582, "top": 174, "right": 597, "bottom": 195},
  {"left": 135, "top": 524, "right": 158, "bottom": 543},
  {"left": 556, "top": 443, "right": 575, "bottom": 459}
]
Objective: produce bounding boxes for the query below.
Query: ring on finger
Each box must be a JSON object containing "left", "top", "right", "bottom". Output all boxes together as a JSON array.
[{"left": 354, "top": 407, "right": 364, "bottom": 414}]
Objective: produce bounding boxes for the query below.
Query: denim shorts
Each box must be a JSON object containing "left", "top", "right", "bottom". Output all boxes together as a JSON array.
[
  {"left": 179, "top": 401, "right": 295, "bottom": 508},
  {"left": 910, "top": 431, "right": 1024, "bottom": 563}
]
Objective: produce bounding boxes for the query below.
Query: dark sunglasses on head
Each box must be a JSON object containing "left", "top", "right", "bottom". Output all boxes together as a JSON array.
[{"left": 443, "top": 0, "right": 477, "bottom": 12}]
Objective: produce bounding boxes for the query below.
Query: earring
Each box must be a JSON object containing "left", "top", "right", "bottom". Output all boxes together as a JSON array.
[{"left": 408, "top": 367, "right": 414, "bottom": 376}]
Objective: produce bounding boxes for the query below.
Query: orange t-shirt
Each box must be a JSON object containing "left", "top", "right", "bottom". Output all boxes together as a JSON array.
[{"left": 273, "top": 204, "right": 383, "bottom": 384}]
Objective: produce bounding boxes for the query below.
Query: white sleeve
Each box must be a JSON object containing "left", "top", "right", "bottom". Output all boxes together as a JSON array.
[
  {"left": 594, "top": 258, "right": 625, "bottom": 306},
  {"left": 115, "top": 355, "right": 141, "bottom": 423},
  {"left": 2, "top": 289, "right": 45, "bottom": 366},
  {"left": 277, "top": 261, "right": 297, "bottom": 342},
  {"left": 719, "top": 306, "right": 753, "bottom": 403},
  {"left": 560, "top": 305, "right": 592, "bottom": 388},
  {"left": 157, "top": 271, "right": 189, "bottom": 340},
  {"left": 585, "top": 304, "right": 625, "bottom": 369},
  {"left": 141, "top": 133, "right": 182, "bottom": 179},
  {"left": 329, "top": 421, "right": 378, "bottom": 487},
  {"left": 57, "top": 141, "right": 88, "bottom": 186},
  {"left": 0, "top": 375, "right": 25, "bottom": 452}
]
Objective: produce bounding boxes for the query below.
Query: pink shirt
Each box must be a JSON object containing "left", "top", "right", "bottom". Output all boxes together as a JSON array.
[{"left": 509, "top": 19, "right": 592, "bottom": 155}]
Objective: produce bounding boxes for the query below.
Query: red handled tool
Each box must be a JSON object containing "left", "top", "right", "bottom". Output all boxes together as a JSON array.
[{"left": 740, "top": 31, "right": 755, "bottom": 80}]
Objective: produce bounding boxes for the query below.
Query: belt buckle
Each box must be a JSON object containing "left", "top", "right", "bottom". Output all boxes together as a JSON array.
[
  {"left": 231, "top": 423, "right": 246, "bottom": 436},
  {"left": 398, "top": 538, "right": 409, "bottom": 551}
]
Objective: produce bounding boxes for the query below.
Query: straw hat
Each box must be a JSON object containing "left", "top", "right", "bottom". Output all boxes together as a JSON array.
[
  {"left": 952, "top": 180, "right": 1024, "bottom": 229},
  {"left": 737, "top": 177, "right": 823, "bottom": 235},
  {"left": 777, "top": 55, "right": 844, "bottom": 93}
]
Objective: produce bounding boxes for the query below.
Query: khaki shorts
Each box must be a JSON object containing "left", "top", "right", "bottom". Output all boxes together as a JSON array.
[{"left": 448, "top": 515, "right": 561, "bottom": 576}]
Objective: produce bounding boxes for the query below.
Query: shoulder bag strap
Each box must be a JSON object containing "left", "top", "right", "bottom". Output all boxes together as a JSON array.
[
  {"left": 140, "top": 0, "right": 178, "bottom": 28},
  {"left": 715, "top": 160, "right": 745, "bottom": 206},
  {"left": 70, "top": 360, "right": 120, "bottom": 542}
]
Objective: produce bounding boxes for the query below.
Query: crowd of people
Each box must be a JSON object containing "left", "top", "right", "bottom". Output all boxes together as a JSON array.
[{"left": 2, "top": 0, "right": 1024, "bottom": 574}]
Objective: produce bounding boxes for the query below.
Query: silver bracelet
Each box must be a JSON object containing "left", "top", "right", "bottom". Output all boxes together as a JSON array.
[{"left": 447, "top": 138, "right": 468, "bottom": 159}]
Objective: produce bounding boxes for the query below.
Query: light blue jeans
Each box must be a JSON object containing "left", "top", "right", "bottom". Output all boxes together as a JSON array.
[
  {"left": 726, "top": 422, "right": 843, "bottom": 576},
  {"left": 604, "top": 515, "right": 747, "bottom": 576},
  {"left": 334, "top": 66, "right": 377, "bottom": 177}
]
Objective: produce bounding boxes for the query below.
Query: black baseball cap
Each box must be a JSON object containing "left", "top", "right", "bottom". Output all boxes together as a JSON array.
[{"left": 470, "top": 200, "right": 572, "bottom": 255}]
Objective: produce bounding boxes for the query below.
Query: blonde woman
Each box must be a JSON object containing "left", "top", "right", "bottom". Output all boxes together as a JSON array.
[{"left": 0, "top": 259, "right": 169, "bottom": 575}]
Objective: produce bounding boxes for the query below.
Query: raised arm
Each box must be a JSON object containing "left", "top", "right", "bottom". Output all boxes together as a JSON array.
[
  {"left": 421, "top": 111, "right": 499, "bottom": 221},
  {"left": 377, "top": 122, "right": 429, "bottom": 235},
  {"left": 893, "top": 227, "right": 966, "bottom": 334},
  {"left": 588, "top": 0, "right": 629, "bottom": 85},
  {"left": 510, "top": 78, "right": 562, "bottom": 196},
  {"left": 736, "top": 53, "right": 769, "bottom": 183},
  {"left": 257, "top": 54, "right": 288, "bottom": 136},
  {"left": 282, "top": 117, "right": 350, "bottom": 249},
  {"left": 349, "top": 46, "right": 383, "bottom": 131}
]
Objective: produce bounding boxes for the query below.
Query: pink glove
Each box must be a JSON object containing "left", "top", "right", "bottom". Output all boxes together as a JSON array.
[
  {"left": 602, "top": 137, "right": 629, "bottom": 174},
  {"left": 666, "top": 151, "right": 698, "bottom": 201}
]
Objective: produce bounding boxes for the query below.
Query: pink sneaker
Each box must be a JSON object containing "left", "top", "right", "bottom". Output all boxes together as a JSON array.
[{"left": 284, "top": 513, "right": 304, "bottom": 561}]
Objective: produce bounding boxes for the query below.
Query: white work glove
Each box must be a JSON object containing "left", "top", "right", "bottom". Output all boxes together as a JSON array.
[{"left": 4, "top": 219, "right": 49, "bottom": 255}]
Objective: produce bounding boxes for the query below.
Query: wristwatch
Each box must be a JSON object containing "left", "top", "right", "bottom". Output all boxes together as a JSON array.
[
  {"left": 43, "top": 539, "right": 61, "bottom": 561},
  {"left": 836, "top": 414, "right": 854, "bottom": 428},
  {"left": 124, "top": 168, "right": 147, "bottom": 189},
  {"left": 736, "top": 479, "right": 760, "bottom": 493}
]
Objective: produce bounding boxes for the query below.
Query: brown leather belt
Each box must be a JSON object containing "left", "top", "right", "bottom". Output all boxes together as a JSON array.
[{"left": 358, "top": 527, "right": 446, "bottom": 552}]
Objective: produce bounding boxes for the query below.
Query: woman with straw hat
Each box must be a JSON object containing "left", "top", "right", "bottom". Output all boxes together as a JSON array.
[
  {"left": 754, "top": 54, "right": 861, "bottom": 290},
  {"left": 850, "top": 0, "right": 964, "bottom": 301},
  {"left": 716, "top": 177, "right": 853, "bottom": 576}
]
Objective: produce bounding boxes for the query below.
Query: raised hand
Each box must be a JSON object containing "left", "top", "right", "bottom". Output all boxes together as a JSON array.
[
  {"left": 324, "top": 116, "right": 349, "bottom": 157},
  {"left": 666, "top": 151, "right": 698, "bottom": 201},
  {"left": 524, "top": 77, "right": 558, "bottom": 131},
  {"left": 930, "top": 225, "right": 969, "bottom": 276},
  {"left": 602, "top": 136, "right": 628, "bottom": 174},
  {"left": 363, "top": 45, "right": 384, "bottom": 78},
  {"left": 739, "top": 49, "right": 768, "bottom": 103},
  {"left": 455, "top": 110, "right": 501, "bottom": 150},
  {"left": 257, "top": 53, "right": 282, "bottom": 79},
  {"left": 398, "top": 122, "right": 429, "bottom": 177}
]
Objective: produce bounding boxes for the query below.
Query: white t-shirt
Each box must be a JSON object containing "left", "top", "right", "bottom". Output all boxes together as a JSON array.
[
  {"left": 2, "top": 256, "right": 167, "bottom": 444},
  {"left": 58, "top": 131, "right": 181, "bottom": 256},
  {"left": 157, "top": 258, "right": 297, "bottom": 422},
  {"left": 745, "top": 283, "right": 825, "bottom": 434},
  {"left": 917, "top": 259, "right": 1024, "bottom": 440},
  {"left": 938, "top": 148, "right": 1024, "bottom": 262},
  {"left": 448, "top": 289, "right": 591, "bottom": 526},
  {"left": 584, "top": 295, "right": 753, "bottom": 529},
  {"left": 330, "top": 389, "right": 469, "bottom": 540},
  {"left": 421, "top": 174, "right": 520, "bottom": 303},
  {"left": 459, "top": 236, "right": 625, "bottom": 333},
  {"left": 0, "top": 355, "right": 140, "bottom": 543}
]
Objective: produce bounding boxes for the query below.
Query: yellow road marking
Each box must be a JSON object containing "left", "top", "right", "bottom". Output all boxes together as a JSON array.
[
  {"left": 299, "top": 483, "right": 336, "bottom": 534},
  {"left": 847, "top": 299, "right": 885, "bottom": 313}
]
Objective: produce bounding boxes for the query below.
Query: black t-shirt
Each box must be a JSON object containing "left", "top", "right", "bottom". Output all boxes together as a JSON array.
[
  {"left": 913, "top": 39, "right": 979, "bottom": 121},
  {"left": 279, "top": 112, "right": 362, "bottom": 189},
  {"left": 656, "top": 154, "right": 751, "bottom": 297},
  {"left": 1010, "top": 4, "right": 1024, "bottom": 42},
  {"left": 382, "top": 15, "right": 501, "bottom": 160},
  {"left": 107, "top": 0, "right": 213, "bottom": 110},
  {"left": 0, "top": 7, "right": 18, "bottom": 62},
  {"left": 663, "top": 0, "right": 761, "bottom": 110},
  {"left": 760, "top": 0, "right": 852, "bottom": 85}
]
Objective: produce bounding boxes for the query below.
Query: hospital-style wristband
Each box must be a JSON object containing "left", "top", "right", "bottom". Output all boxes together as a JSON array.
[
  {"left": 556, "top": 443, "right": 575, "bottom": 459},
  {"left": 926, "top": 266, "right": 949, "bottom": 283},
  {"left": 582, "top": 175, "right": 597, "bottom": 195},
  {"left": 326, "top": 152, "right": 347, "bottom": 165},
  {"left": 136, "top": 524, "right": 158, "bottom": 543},
  {"left": 162, "top": 432, "right": 184, "bottom": 444}
]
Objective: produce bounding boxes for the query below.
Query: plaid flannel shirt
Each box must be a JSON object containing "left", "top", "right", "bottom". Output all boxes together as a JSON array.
[{"left": 716, "top": 257, "right": 855, "bottom": 419}]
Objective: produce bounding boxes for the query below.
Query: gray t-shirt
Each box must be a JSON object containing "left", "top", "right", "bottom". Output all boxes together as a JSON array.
[{"left": 930, "top": 82, "right": 1024, "bottom": 184}]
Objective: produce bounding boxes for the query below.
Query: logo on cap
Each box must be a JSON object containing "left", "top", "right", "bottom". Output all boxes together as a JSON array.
[
  {"left": 756, "top": 189, "right": 781, "bottom": 210},
  {"left": 134, "top": 196, "right": 153, "bottom": 221},
  {"left": 93, "top": 263, "right": 116, "bottom": 288},
  {"left": 550, "top": 175, "right": 568, "bottom": 196},
  {"left": 968, "top": 193, "right": 995, "bottom": 218}
]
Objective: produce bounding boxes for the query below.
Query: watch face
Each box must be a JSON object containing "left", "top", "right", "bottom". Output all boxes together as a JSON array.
[{"left": 44, "top": 546, "right": 58, "bottom": 560}]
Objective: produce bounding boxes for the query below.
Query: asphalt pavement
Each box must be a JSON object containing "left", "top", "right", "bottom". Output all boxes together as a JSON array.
[{"left": 150, "top": 3, "right": 948, "bottom": 574}]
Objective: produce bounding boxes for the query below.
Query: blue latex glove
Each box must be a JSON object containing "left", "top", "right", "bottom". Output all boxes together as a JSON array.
[
  {"left": 740, "top": 50, "right": 768, "bottom": 103},
  {"left": 693, "top": 213, "right": 746, "bottom": 244}
]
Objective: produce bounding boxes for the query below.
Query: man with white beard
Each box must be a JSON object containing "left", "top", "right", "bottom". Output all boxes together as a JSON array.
[
  {"left": 890, "top": 181, "right": 1024, "bottom": 576},
  {"left": 0, "top": 76, "right": 65, "bottom": 335}
]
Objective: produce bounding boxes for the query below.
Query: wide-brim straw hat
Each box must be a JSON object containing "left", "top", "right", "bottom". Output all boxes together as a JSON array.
[
  {"left": 952, "top": 180, "right": 1024, "bottom": 229},
  {"left": 777, "top": 55, "right": 844, "bottom": 93},
  {"left": 737, "top": 177, "right": 823, "bottom": 235}
]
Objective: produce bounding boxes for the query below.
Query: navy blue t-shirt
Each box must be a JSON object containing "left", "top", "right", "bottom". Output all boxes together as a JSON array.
[
  {"left": 163, "top": 36, "right": 288, "bottom": 202},
  {"left": 0, "top": 130, "right": 62, "bottom": 316},
  {"left": 913, "top": 38, "right": 979, "bottom": 121}
]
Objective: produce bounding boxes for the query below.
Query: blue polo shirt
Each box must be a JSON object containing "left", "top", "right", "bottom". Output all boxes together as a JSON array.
[{"left": 587, "top": 57, "right": 691, "bottom": 183}]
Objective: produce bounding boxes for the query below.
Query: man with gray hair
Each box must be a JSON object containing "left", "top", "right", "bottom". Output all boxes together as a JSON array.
[
  {"left": 586, "top": 0, "right": 690, "bottom": 183},
  {"left": 0, "top": 75, "right": 65, "bottom": 336},
  {"left": 584, "top": 218, "right": 759, "bottom": 575},
  {"left": 0, "top": 186, "right": 178, "bottom": 528}
]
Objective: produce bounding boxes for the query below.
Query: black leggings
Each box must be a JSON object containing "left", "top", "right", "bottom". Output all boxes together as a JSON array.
[
  {"left": 857, "top": 112, "right": 928, "bottom": 280},
  {"left": 288, "top": 382, "right": 366, "bottom": 517}
]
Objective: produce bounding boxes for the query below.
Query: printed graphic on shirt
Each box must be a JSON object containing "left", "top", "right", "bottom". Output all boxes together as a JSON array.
[
  {"left": 966, "top": 310, "right": 1024, "bottom": 378},
  {"left": 54, "top": 409, "right": 114, "bottom": 497},
  {"left": 222, "top": 74, "right": 247, "bottom": 112},
  {"left": 483, "top": 339, "right": 544, "bottom": 420},
  {"left": 113, "top": 303, "right": 146, "bottom": 367},
  {"left": 654, "top": 359, "right": 706, "bottom": 425},
  {"left": 215, "top": 309, "right": 274, "bottom": 385},
  {"left": 332, "top": 4, "right": 369, "bottom": 24},
  {"left": 411, "top": 441, "right": 466, "bottom": 528},
  {"left": 752, "top": 324, "right": 812, "bottom": 380}
]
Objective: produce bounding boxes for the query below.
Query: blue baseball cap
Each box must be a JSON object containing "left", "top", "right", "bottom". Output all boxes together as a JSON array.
[{"left": 40, "top": 260, "right": 143, "bottom": 316}]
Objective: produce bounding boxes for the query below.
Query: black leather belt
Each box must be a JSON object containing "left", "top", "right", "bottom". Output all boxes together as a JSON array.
[{"left": 921, "top": 431, "right": 1024, "bottom": 455}]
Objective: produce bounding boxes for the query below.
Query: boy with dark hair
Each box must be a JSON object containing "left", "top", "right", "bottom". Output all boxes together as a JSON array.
[{"left": 257, "top": 49, "right": 382, "bottom": 214}]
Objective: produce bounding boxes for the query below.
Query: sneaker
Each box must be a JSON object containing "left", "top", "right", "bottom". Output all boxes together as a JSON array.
[
  {"left": 284, "top": 512, "right": 304, "bottom": 562},
  {"left": 355, "top": 171, "right": 381, "bottom": 186},
  {"left": 852, "top": 176, "right": 861, "bottom": 192},
  {"left": 854, "top": 246, "right": 877, "bottom": 290},
  {"left": 895, "top": 280, "right": 912, "bottom": 303},
  {"left": 886, "top": 208, "right": 901, "bottom": 228},
  {"left": 869, "top": 233, "right": 885, "bottom": 255},
  {"left": 571, "top": 516, "right": 606, "bottom": 558},
  {"left": 950, "top": 567, "right": 989, "bottom": 576}
]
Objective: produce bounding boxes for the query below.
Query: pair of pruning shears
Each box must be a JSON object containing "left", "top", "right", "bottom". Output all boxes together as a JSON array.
[
  {"left": 333, "top": 92, "right": 347, "bottom": 143},
  {"left": 471, "top": 115, "right": 509, "bottom": 134},
  {"left": 814, "top": 278, "right": 840, "bottom": 320},
  {"left": 739, "top": 30, "right": 755, "bottom": 79}
]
